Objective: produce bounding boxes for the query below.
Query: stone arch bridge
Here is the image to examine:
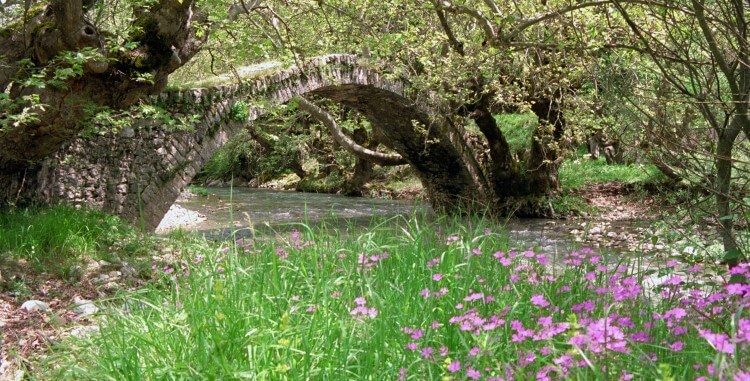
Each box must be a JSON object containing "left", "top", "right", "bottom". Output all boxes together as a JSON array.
[{"left": 20, "top": 55, "right": 490, "bottom": 230}]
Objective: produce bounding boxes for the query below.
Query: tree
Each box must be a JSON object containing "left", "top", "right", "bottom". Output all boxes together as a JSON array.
[
  {"left": 610, "top": 0, "right": 749, "bottom": 266},
  {"left": 0, "top": 0, "right": 602, "bottom": 214},
  {"left": 0, "top": 0, "right": 206, "bottom": 172}
]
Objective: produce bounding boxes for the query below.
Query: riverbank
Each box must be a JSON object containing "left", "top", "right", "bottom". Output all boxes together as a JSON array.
[
  {"left": 1, "top": 206, "right": 745, "bottom": 380},
  {"left": 0, "top": 176, "right": 711, "bottom": 379}
]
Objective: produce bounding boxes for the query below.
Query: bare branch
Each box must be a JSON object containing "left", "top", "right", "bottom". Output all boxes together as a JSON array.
[
  {"left": 503, "top": 0, "right": 610, "bottom": 42},
  {"left": 482, "top": 0, "right": 501, "bottom": 15},
  {"left": 436, "top": 1, "right": 496, "bottom": 41},
  {"left": 690, "top": 0, "right": 740, "bottom": 97},
  {"left": 296, "top": 97, "right": 408, "bottom": 167},
  {"left": 433, "top": 3, "right": 465, "bottom": 56}
]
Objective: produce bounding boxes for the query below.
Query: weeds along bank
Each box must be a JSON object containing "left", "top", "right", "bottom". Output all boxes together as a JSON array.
[{"left": 2, "top": 207, "right": 745, "bottom": 380}]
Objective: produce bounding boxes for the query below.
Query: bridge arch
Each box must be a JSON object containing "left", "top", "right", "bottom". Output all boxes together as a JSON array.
[{"left": 26, "top": 55, "right": 487, "bottom": 230}]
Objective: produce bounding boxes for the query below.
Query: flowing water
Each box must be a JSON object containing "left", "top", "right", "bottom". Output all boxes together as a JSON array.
[
  {"left": 167, "top": 187, "right": 603, "bottom": 253},
  {"left": 161, "top": 187, "right": 726, "bottom": 297}
]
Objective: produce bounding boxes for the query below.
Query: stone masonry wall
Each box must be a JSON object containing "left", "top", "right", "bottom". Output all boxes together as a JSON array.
[{"left": 20, "top": 55, "right": 486, "bottom": 230}]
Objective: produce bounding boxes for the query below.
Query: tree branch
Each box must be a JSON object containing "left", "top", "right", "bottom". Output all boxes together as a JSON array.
[
  {"left": 433, "top": 4, "right": 465, "bottom": 55},
  {"left": 296, "top": 97, "right": 408, "bottom": 167},
  {"left": 436, "top": 1, "right": 496, "bottom": 41},
  {"left": 690, "top": 0, "right": 740, "bottom": 98},
  {"left": 504, "top": 0, "right": 611, "bottom": 42},
  {"left": 482, "top": 0, "right": 501, "bottom": 15}
]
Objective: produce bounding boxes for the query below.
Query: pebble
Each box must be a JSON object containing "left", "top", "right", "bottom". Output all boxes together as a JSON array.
[
  {"left": 589, "top": 226, "right": 602, "bottom": 235},
  {"left": 73, "top": 297, "right": 99, "bottom": 316},
  {"left": 102, "top": 281, "right": 120, "bottom": 292},
  {"left": 121, "top": 261, "right": 138, "bottom": 277},
  {"left": 108, "top": 270, "right": 122, "bottom": 280},
  {"left": 93, "top": 274, "right": 110, "bottom": 284},
  {"left": 21, "top": 300, "right": 50, "bottom": 313},
  {"left": 71, "top": 325, "right": 100, "bottom": 338}
]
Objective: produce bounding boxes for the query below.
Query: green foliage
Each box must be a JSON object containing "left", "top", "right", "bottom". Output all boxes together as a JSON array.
[
  {"left": 495, "top": 113, "right": 536, "bottom": 153},
  {"left": 559, "top": 155, "right": 665, "bottom": 190},
  {"left": 197, "top": 101, "right": 377, "bottom": 192},
  {"left": 1, "top": 47, "right": 105, "bottom": 131},
  {"left": 230, "top": 100, "right": 250, "bottom": 122},
  {"left": 297, "top": 171, "right": 347, "bottom": 193},
  {"left": 35, "top": 212, "right": 749, "bottom": 380},
  {"left": 0, "top": 92, "right": 45, "bottom": 130},
  {"left": 80, "top": 106, "right": 133, "bottom": 138},
  {"left": 0, "top": 206, "right": 142, "bottom": 277},
  {"left": 197, "top": 129, "right": 268, "bottom": 182},
  {"left": 550, "top": 193, "right": 597, "bottom": 216},
  {"left": 134, "top": 104, "right": 198, "bottom": 132},
  {"left": 187, "top": 185, "right": 209, "bottom": 197}
]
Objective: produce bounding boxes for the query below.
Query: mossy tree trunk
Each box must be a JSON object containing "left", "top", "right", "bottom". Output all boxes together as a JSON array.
[{"left": 0, "top": 0, "right": 206, "bottom": 173}]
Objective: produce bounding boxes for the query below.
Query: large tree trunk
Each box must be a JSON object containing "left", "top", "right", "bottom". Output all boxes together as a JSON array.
[
  {"left": 527, "top": 95, "right": 565, "bottom": 194},
  {"left": 346, "top": 127, "right": 378, "bottom": 196},
  {"left": 716, "top": 119, "right": 743, "bottom": 268},
  {"left": 0, "top": 0, "right": 205, "bottom": 174},
  {"left": 465, "top": 96, "right": 528, "bottom": 197}
]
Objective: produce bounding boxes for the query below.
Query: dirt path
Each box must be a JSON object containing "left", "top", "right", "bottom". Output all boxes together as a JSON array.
[
  {"left": 569, "top": 182, "right": 666, "bottom": 252},
  {"left": 573, "top": 181, "right": 656, "bottom": 222}
]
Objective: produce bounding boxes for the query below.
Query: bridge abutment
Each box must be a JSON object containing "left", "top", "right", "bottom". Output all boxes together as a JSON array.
[{"left": 2, "top": 55, "right": 491, "bottom": 230}]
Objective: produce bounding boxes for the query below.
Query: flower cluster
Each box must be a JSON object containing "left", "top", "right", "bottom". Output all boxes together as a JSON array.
[{"left": 349, "top": 296, "right": 378, "bottom": 319}]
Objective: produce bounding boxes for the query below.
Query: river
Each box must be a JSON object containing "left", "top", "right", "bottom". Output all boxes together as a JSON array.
[
  {"left": 161, "top": 187, "right": 600, "bottom": 254},
  {"left": 157, "top": 187, "right": 726, "bottom": 295}
]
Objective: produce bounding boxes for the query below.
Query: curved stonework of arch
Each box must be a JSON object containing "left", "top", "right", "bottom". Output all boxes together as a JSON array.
[{"left": 16, "top": 55, "right": 489, "bottom": 230}]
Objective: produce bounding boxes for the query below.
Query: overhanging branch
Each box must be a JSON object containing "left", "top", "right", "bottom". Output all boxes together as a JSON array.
[{"left": 296, "top": 97, "right": 408, "bottom": 167}]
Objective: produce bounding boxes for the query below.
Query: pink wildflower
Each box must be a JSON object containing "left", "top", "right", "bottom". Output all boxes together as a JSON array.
[
  {"left": 466, "top": 368, "right": 481, "bottom": 380},
  {"left": 447, "top": 361, "right": 461, "bottom": 373},
  {"left": 669, "top": 341, "right": 684, "bottom": 352},
  {"left": 531, "top": 294, "right": 550, "bottom": 307},
  {"left": 699, "top": 330, "right": 735, "bottom": 354}
]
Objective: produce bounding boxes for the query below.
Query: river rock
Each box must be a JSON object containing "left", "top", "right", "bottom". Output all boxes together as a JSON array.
[
  {"left": 102, "top": 281, "right": 120, "bottom": 292},
  {"left": 589, "top": 226, "right": 602, "bottom": 235},
  {"left": 108, "top": 270, "right": 122, "bottom": 280},
  {"left": 73, "top": 297, "right": 98, "bottom": 316},
  {"left": 121, "top": 261, "right": 138, "bottom": 277},
  {"left": 606, "top": 231, "right": 618, "bottom": 238},
  {"left": 21, "top": 300, "right": 50, "bottom": 313},
  {"left": 71, "top": 325, "right": 100, "bottom": 338},
  {"left": 120, "top": 127, "right": 135, "bottom": 138}
]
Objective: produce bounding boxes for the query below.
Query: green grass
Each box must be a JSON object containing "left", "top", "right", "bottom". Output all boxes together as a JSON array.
[
  {"left": 559, "top": 156, "right": 665, "bottom": 190},
  {"left": 187, "top": 185, "right": 209, "bottom": 196},
  {"left": 549, "top": 193, "right": 597, "bottom": 216},
  {"left": 0, "top": 205, "right": 143, "bottom": 277},
  {"left": 34, "top": 212, "right": 748, "bottom": 380},
  {"left": 495, "top": 113, "right": 536, "bottom": 153}
]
